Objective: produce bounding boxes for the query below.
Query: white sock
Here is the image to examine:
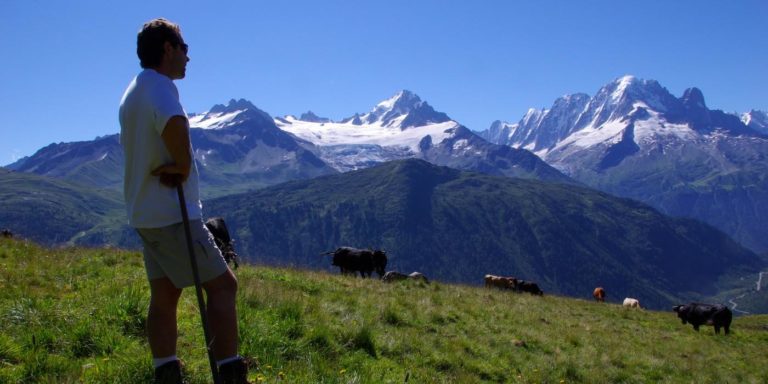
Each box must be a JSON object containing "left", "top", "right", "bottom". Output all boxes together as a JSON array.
[
  {"left": 216, "top": 355, "right": 241, "bottom": 367},
  {"left": 153, "top": 355, "right": 178, "bottom": 368}
]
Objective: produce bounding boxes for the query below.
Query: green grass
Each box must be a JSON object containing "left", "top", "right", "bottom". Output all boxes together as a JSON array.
[{"left": 1, "top": 238, "right": 767, "bottom": 383}]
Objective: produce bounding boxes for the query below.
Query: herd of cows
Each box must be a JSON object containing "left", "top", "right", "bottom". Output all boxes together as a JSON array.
[
  {"left": 2, "top": 217, "right": 736, "bottom": 336},
  {"left": 318, "top": 245, "right": 733, "bottom": 336}
]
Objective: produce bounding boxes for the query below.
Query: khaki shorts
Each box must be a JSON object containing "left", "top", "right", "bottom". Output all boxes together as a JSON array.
[{"left": 136, "top": 220, "right": 229, "bottom": 288}]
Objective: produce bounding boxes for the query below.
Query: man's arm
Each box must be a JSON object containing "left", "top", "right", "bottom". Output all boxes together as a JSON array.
[{"left": 151, "top": 115, "right": 192, "bottom": 187}]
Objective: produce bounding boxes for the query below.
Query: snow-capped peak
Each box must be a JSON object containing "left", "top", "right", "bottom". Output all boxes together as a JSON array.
[
  {"left": 742, "top": 109, "right": 768, "bottom": 135},
  {"left": 189, "top": 98, "right": 268, "bottom": 129},
  {"left": 611, "top": 75, "right": 638, "bottom": 102},
  {"left": 521, "top": 108, "right": 546, "bottom": 126},
  {"left": 574, "top": 75, "right": 678, "bottom": 129},
  {"left": 605, "top": 75, "right": 671, "bottom": 110},
  {"left": 374, "top": 90, "right": 419, "bottom": 111},
  {"left": 363, "top": 90, "right": 424, "bottom": 125},
  {"left": 209, "top": 98, "right": 258, "bottom": 114},
  {"left": 274, "top": 90, "right": 459, "bottom": 155}
]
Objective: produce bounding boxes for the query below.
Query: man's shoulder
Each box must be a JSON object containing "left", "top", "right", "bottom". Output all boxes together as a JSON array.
[
  {"left": 137, "top": 69, "right": 172, "bottom": 87},
  {"left": 134, "top": 70, "right": 179, "bottom": 103}
]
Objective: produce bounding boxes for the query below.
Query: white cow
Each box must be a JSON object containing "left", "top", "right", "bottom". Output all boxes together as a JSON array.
[{"left": 623, "top": 297, "right": 641, "bottom": 308}]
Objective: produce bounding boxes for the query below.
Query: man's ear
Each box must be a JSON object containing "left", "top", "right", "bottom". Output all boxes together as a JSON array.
[{"left": 163, "top": 41, "right": 174, "bottom": 55}]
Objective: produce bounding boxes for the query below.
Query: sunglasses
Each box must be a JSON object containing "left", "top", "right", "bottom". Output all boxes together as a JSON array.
[{"left": 177, "top": 43, "right": 188, "bottom": 54}]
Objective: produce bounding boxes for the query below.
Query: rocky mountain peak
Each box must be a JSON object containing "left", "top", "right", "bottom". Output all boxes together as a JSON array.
[
  {"left": 365, "top": 90, "right": 423, "bottom": 123},
  {"left": 334, "top": 90, "right": 452, "bottom": 129},
  {"left": 681, "top": 87, "right": 707, "bottom": 110},
  {"left": 299, "top": 111, "right": 331, "bottom": 123},
  {"left": 209, "top": 98, "right": 258, "bottom": 114}
]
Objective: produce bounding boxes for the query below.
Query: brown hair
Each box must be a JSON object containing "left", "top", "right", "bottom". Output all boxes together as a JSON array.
[{"left": 136, "top": 18, "right": 182, "bottom": 69}]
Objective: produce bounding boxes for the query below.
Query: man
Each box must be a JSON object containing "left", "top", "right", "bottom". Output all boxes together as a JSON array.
[{"left": 119, "top": 18, "right": 250, "bottom": 384}]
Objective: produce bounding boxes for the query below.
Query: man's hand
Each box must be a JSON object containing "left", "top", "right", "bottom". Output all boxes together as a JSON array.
[{"left": 151, "top": 163, "right": 186, "bottom": 188}]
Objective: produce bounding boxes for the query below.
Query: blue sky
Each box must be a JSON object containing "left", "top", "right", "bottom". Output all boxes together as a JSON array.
[{"left": 1, "top": 0, "right": 766, "bottom": 166}]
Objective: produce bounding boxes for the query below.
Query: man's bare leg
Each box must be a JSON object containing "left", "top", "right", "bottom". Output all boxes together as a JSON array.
[
  {"left": 148, "top": 277, "right": 183, "bottom": 358},
  {"left": 202, "top": 269, "right": 239, "bottom": 360}
]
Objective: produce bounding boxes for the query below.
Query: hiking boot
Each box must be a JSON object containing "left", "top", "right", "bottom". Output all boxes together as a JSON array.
[
  {"left": 218, "top": 357, "right": 252, "bottom": 384},
  {"left": 154, "top": 360, "right": 186, "bottom": 384}
]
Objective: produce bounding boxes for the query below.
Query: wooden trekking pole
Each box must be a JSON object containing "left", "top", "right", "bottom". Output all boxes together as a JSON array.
[{"left": 176, "top": 184, "right": 221, "bottom": 384}]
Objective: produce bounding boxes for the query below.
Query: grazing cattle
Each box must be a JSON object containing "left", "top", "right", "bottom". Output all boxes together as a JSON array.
[
  {"left": 1, "top": 229, "right": 12, "bottom": 238},
  {"left": 484, "top": 274, "right": 517, "bottom": 290},
  {"left": 623, "top": 298, "right": 641, "bottom": 308},
  {"left": 382, "top": 271, "right": 430, "bottom": 284},
  {"left": 408, "top": 272, "right": 429, "bottom": 284},
  {"left": 593, "top": 287, "right": 606, "bottom": 302},
  {"left": 204, "top": 217, "right": 239, "bottom": 269},
  {"left": 382, "top": 271, "right": 408, "bottom": 282},
  {"left": 673, "top": 303, "right": 732, "bottom": 335},
  {"left": 322, "top": 247, "right": 388, "bottom": 278},
  {"left": 516, "top": 280, "right": 543, "bottom": 296}
]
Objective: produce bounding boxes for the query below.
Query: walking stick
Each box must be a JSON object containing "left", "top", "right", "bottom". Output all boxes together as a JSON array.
[{"left": 177, "top": 184, "right": 221, "bottom": 384}]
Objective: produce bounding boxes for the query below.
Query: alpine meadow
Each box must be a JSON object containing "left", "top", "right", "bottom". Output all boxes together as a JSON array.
[{"left": 2, "top": 238, "right": 767, "bottom": 383}]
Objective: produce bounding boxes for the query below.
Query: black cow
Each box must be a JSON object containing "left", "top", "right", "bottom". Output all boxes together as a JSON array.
[
  {"left": 673, "top": 303, "right": 732, "bottom": 335},
  {"left": 516, "top": 280, "right": 544, "bottom": 296},
  {"left": 1, "top": 229, "right": 12, "bottom": 238},
  {"left": 204, "top": 217, "right": 239, "bottom": 269},
  {"left": 322, "top": 247, "right": 387, "bottom": 278}
]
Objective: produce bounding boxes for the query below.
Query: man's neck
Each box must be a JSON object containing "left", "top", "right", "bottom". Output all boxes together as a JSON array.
[{"left": 150, "top": 66, "right": 174, "bottom": 80}]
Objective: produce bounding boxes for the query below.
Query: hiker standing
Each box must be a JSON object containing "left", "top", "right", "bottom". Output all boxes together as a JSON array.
[{"left": 119, "top": 18, "right": 250, "bottom": 384}]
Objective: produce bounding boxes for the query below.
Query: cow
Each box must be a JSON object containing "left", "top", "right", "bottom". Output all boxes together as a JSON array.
[
  {"left": 1, "top": 229, "right": 12, "bottom": 238},
  {"left": 516, "top": 280, "right": 543, "bottom": 296},
  {"left": 673, "top": 303, "right": 732, "bottom": 335},
  {"left": 623, "top": 298, "right": 641, "bottom": 308},
  {"left": 382, "top": 271, "right": 429, "bottom": 284},
  {"left": 408, "top": 272, "right": 429, "bottom": 284},
  {"left": 322, "top": 247, "right": 387, "bottom": 278},
  {"left": 484, "top": 274, "right": 516, "bottom": 290},
  {"left": 204, "top": 217, "right": 239, "bottom": 269},
  {"left": 382, "top": 271, "right": 408, "bottom": 282},
  {"left": 593, "top": 287, "right": 606, "bottom": 302}
]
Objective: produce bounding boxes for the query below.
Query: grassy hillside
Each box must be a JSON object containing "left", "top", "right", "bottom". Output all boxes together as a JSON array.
[
  {"left": 1, "top": 238, "right": 767, "bottom": 383},
  {"left": 0, "top": 169, "right": 133, "bottom": 247}
]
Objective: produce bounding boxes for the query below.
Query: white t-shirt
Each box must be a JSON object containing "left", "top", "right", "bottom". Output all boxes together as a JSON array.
[{"left": 119, "top": 69, "right": 202, "bottom": 228}]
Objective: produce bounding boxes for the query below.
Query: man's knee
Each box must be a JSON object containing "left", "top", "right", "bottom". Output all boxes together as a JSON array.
[
  {"left": 149, "top": 277, "right": 183, "bottom": 307},
  {"left": 203, "top": 270, "right": 238, "bottom": 297}
]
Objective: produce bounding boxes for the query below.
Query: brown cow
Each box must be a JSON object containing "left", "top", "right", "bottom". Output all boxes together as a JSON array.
[
  {"left": 593, "top": 287, "right": 606, "bottom": 302},
  {"left": 484, "top": 274, "right": 517, "bottom": 290}
]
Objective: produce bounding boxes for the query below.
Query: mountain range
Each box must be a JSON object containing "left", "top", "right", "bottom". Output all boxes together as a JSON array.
[
  {"left": 6, "top": 76, "right": 767, "bottom": 255},
  {"left": 478, "top": 76, "right": 768, "bottom": 253},
  {"left": 8, "top": 90, "right": 568, "bottom": 199}
]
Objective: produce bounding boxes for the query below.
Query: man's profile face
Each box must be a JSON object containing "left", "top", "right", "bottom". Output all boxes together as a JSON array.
[{"left": 167, "top": 37, "right": 189, "bottom": 80}]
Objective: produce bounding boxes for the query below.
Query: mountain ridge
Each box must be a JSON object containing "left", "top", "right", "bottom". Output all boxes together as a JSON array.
[
  {"left": 477, "top": 75, "right": 768, "bottom": 253},
  {"left": 274, "top": 90, "right": 569, "bottom": 181},
  {"left": 6, "top": 76, "right": 767, "bottom": 256}
]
